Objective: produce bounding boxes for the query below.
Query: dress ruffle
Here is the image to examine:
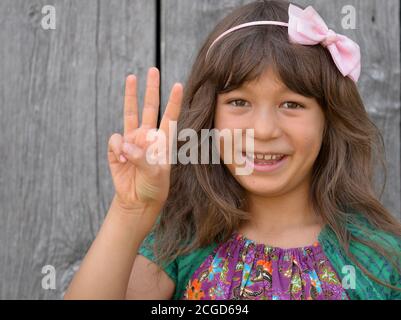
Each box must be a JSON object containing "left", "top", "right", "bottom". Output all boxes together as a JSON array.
[{"left": 182, "top": 231, "right": 349, "bottom": 300}]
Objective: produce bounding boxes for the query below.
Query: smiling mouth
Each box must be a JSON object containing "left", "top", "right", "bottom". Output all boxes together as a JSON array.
[
  {"left": 241, "top": 152, "right": 286, "bottom": 165},
  {"left": 237, "top": 151, "right": 288, "bottom": 174}
]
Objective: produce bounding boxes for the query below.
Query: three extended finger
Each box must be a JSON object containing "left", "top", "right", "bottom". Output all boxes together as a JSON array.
[
  {"left": 124, "top": 75, "right": 139, "bottom": 136},
  {"left": 141, "top": 67, "right": 160, "bottom": 129},
  {"left": 160, "top": 83, "right": 184, "bottom": 145}
]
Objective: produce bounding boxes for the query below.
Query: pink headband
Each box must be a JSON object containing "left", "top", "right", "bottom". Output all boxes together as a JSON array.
[{"left": 206, "top": 4, "right": 361, "bottom": 82}]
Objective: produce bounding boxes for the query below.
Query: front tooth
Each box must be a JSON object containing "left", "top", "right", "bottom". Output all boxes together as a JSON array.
[
  {"left": 264, "top": 154, "right": 282, "bottom": 160},
  {"left": 256, "top": 153, "right": 264, "bottom": 160}
]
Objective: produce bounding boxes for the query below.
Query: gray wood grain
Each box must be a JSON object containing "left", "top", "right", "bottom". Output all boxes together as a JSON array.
[
  {"left": 0, "top": 0, "right": 155, "bottom": 299},
  {"left": 161, "top": 0, "right": 400, "bottom": 221}
]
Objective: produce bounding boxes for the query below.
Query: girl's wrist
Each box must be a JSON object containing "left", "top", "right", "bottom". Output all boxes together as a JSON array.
[
  {"left": 109, "top": 195, "right": 162, "bottom": 237},
  {"left": 111, "top": 194, "right": 145, "bottom": 215}
]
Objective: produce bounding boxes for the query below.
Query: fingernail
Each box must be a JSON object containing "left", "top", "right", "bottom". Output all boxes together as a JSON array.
[
  {"left": 127, "top": 74, "right": 136, "bottom": 81},
  {"left": 119, "top": 155, "right": 127, "bottom": 163}
]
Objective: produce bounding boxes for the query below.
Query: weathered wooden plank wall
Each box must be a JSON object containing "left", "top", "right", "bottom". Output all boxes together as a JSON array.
[
  {"left": 0, "top": 0, "right": 399, "bottom": 299},
  {"left": 0, "top": 0, "right": 156, "bottom": 299}
]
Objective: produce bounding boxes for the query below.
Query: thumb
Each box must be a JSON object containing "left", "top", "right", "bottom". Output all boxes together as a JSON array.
[{"left": 121, "top": 142, "right": 152, "bottom": 171}]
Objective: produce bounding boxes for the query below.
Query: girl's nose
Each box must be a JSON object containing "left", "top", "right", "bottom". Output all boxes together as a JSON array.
[{"left": 250, "top": 108, "right": 282, "bottom": 140}]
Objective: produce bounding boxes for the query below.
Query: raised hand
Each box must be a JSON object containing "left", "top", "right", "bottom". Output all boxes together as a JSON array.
[{"left": 108, "top": 67, "right": 183, "bottom": 220}]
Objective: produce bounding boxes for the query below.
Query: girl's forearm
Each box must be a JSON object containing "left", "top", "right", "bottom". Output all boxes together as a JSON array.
[{"left": 64, "top": 196, "right": 156, "bottom": 299}]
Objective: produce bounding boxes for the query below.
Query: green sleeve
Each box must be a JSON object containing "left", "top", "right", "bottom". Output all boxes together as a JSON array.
[
  {"left": 390, "top": 272, "right": 401, "bottom": 300},
  {"left": 137, "top": 229, "right": 178, "bottom": 285},
  {"left": 349, "top": 214, "right": 401, "bottom": 300},
  {"left": 387, "top": 234, "right": 401, "bottom": 300},
  {"left": 319, "top": 212, "right": 401, "bottom": 300},
  {"left": 137, "top": 225, "right": 219, "bottom": 300}
]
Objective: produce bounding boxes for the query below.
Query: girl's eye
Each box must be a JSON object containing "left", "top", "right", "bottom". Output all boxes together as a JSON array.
[
  {"left": 226, "top": 100, "right": 304, "bottom": 109},
  {"left": 281, "top": 101, "right": 304, "bottom": 109},
  {"left": 227, "top": 99, "right": 249, "bottom": 108}
]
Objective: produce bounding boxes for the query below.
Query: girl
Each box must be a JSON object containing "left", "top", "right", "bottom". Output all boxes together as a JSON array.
[{"left": 65, "top": 0, "right": 401, "bottom": 300}]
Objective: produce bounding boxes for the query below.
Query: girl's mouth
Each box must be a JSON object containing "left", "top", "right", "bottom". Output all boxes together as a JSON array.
[{"left": 241, "top": 152, "right": 288, "bottom": 173}]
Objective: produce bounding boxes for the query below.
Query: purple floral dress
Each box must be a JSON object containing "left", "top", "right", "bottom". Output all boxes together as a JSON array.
[{"left": 182, "top": 231, "right": 349, "bottom": 300}]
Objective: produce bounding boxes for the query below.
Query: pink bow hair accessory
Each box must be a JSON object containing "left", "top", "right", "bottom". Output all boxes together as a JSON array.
[
  {"left": 288, "top": 4, "right": 361, "bottom": 82},
  {"left": 205, "top": 4, "right": 361, "bottom": 82}
]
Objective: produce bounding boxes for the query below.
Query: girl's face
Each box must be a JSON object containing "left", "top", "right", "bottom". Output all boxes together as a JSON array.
[{"left": 214, "top": 66, "right": 326, "bottom": 197}]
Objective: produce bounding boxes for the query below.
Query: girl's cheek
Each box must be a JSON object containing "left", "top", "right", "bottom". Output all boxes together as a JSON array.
[
  {"left": 295, "top": 132, "right": 323, "bottom": 160},
  {"left": 215, "top": 105, "right": 252, "bottom": 128},
  {"left": 216, "top": 115, "right": 248, "bottom": 130}
]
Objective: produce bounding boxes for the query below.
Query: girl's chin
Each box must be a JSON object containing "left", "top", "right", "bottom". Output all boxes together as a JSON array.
[{"left": 239, "top": 180, "right": 288, "bottom": 196}]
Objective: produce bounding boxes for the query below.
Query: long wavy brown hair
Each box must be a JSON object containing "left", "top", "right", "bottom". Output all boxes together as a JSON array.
[{"left": 150, "top": 0, "right": 401, "bottom": 291}]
